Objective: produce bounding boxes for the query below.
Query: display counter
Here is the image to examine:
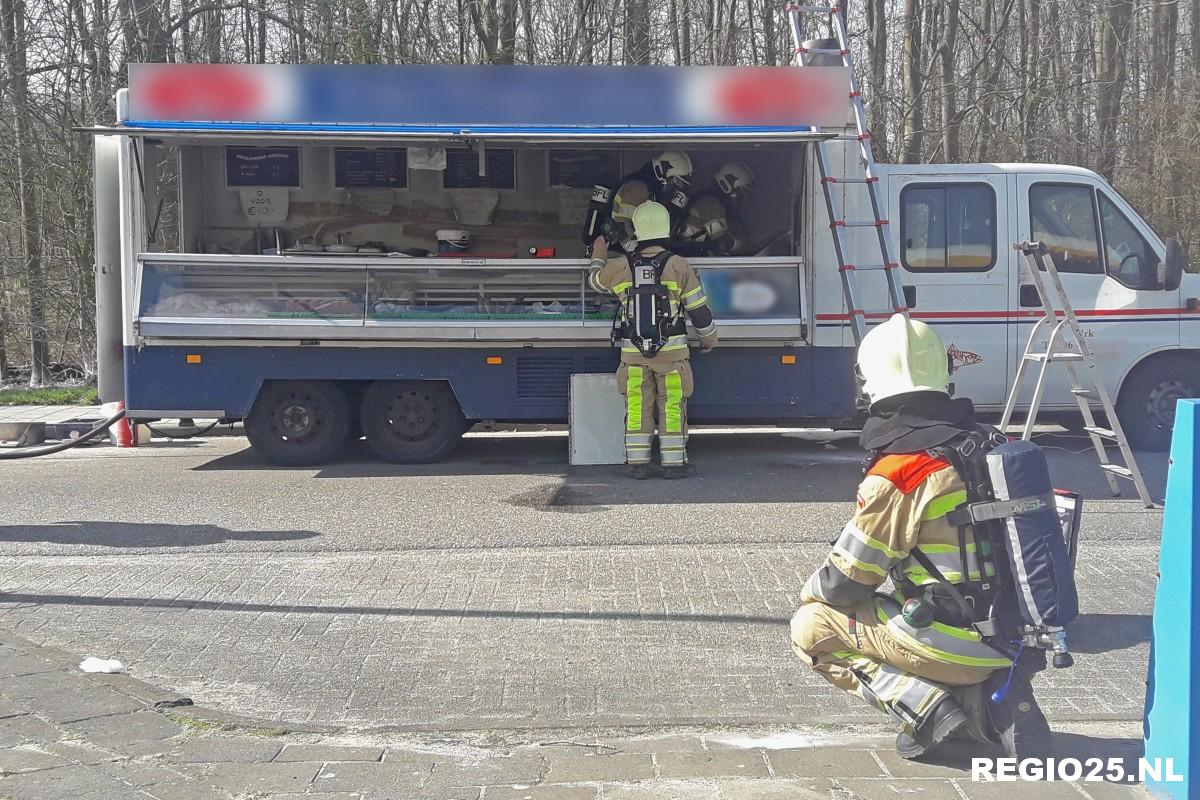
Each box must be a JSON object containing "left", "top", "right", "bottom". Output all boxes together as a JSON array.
[{"left": 135, "top": 253, "right": 807, "bottom": 342}]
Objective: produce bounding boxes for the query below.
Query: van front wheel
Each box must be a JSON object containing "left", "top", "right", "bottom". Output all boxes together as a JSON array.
[{"left": 1116, "top": 355, "right": 1200, "bottom": 452}]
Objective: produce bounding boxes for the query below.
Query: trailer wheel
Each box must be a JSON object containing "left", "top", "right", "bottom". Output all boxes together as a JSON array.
[
  {"left": 1116, "top": 354, "right": 1200, "bottom": 452},
  {"left": 244, "top": 381, "right": 350, "bottom": 466},
  {"left": 361, "top": 381, "right": 466, "bottom": 463}
]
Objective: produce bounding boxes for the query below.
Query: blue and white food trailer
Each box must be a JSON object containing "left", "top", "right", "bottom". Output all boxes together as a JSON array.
[{"left": 92, "top": 64, "right": 1200, "bottom": 465}]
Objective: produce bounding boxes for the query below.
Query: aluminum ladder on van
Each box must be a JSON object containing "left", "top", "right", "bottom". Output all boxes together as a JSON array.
[
  {"left": 784, "top": 1, "right": 908, "bottom": 345},
  {"left": 1000, "top": 241, "right": 1154, "bottom": 507}
]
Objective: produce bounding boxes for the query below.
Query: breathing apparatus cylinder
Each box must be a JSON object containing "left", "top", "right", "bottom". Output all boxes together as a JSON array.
[{"left": 583, "top": 184, "right": 614, "bottom": 253}]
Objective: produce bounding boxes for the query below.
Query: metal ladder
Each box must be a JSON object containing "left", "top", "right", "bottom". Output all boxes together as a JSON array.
[
  {"left": 1000, "top": 241, "right": 1154, "bottom": 507},
  {"left": 785, "top": 0, "right": 908, "bottom": 345}
]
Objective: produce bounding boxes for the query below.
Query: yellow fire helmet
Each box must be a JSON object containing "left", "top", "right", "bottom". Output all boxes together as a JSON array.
[
  {"left": 632, "top": 201, "right": 672, "bottom": 242},
  {"left": 856, "top": 314, "right": 951, "bottom": 406},
  {"left": 612, "top": 179, "right": 652, "bottom": 222}
]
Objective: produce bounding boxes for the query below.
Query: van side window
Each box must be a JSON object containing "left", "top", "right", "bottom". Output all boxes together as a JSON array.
[
  {"left": 900, "top": 183, "right": 995, "bottom": 272},
  {"left": 1099, "top": 194, "right": 1160, "bottom": 289},
  {"left": 1029, "top": 184, "right": 1102, "bottom": 274}
]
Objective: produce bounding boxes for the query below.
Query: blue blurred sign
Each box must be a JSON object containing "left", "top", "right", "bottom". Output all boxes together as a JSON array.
[{"left": 124, "top": 64, "right": 850, "bottom": 134}]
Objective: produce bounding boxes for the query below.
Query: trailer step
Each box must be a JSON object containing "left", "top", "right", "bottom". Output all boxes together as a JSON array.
[
  {"left": 1070, "top": 388, "right": 1094, "bottom": 397},
  {"left": 1084, "top": 426, "right": 1117, "bottom": 440}
]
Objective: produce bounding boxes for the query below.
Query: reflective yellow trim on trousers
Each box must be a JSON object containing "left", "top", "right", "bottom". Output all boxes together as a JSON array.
[
  {"left": 875, "top": 602, "right": 1011, "bottom": 668},
  {"left": 626, "top": 366, "right": 644, "bottom": 432},
  {"left": 921, "top": 490, "right": 969, "bottom": 521},
  {"left": 664, "top": 370, "right": 684, "bottom": 433}
]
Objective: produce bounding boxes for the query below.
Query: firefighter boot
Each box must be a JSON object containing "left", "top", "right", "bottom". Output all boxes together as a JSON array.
[
  {"left": 626, "top": 463, "right": 655, "bottom": 480},
  {"left": 950, "top": 683, "right": 996, "bottom": 745},
  {"left": 986, "top": 667, "right": 1051, "bottom": 759},
  {"left": 895, "top": 696, "right": 969, "bottom": 760},
  {"left": 662, "top": 463, "right": 697, "bottom": 479}
]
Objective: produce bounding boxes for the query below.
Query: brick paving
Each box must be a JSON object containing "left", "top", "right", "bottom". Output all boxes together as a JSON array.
[
  {"left": 0, "top": 629, "right": 1150, "bottom": 800},
  {"left": 0, "top": 542, "right": 1153, "bottom": 731}
]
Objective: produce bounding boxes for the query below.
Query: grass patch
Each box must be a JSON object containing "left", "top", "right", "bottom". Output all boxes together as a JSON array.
[{"left": 0, "top": 386, "right": 98, "bottom": 406}]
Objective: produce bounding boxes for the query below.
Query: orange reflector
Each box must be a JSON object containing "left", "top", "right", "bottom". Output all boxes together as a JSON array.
[
  {"left": 486, "top": 356, "right": 503, "bottom": 365},
  {"left": 186, "top": 354, "right": 202, "bottom": 364},
  {"left": 781, "top": 354, "right": 797, "bottom": 365}
]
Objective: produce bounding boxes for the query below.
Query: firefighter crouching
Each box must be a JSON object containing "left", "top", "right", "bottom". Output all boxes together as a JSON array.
[
  {"left": 790, "top": 315, "right": 1022, "bottom": 759},
  {"left": 588, "top": 201, "right": 717, "bottom": 479}
]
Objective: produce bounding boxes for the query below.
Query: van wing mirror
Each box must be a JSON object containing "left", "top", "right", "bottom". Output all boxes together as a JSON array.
[{"left": 1163, "top": 237, "right": 1185, "bottom": 291}]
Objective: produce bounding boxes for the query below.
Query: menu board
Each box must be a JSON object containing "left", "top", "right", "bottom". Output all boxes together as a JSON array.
[
  {"left": 225, "top": 146, "right": 300, "bottom": 187},
  {"left": 549, "top": 149, "right": 621, "bottom": 189},
  {"left": 443, "top": 148, "right": 515, "bottom": 189},
  {"left": 334, "top": 147, "right": 408, "bottom": 188}
]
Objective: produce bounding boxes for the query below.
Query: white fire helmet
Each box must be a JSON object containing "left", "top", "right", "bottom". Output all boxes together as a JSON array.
[
  {"left": 856, "top": 314, "right": 951, "bottom": 406},
  {"left": 632, "top": 201, "right": 672, "bottom": 242},
  {"left": 714, "top": 162, "right": 755, "bottom": 197},
  {"left": 651, "top": 150, "right": 693, "bottom": 184}
]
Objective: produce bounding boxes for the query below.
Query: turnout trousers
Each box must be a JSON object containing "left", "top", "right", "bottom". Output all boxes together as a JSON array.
[
  {"left": 616, "top": 360, "right": 695, "bottom": 466},
  {"left": 790, "top": 594, "right": 1009, "bottom": 732}
]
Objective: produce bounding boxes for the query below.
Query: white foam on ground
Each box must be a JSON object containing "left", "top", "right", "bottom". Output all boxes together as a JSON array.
[{"left": 705, "top": 730, "right": 850, "bottom": 750}]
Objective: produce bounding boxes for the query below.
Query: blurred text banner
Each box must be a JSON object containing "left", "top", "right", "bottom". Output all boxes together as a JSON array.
[{"left": 125, "top": 64, "right": 851, "bottom": 132}]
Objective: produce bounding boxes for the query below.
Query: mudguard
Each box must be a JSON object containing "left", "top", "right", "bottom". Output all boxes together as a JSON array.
[{"left": 985, "top": 441, "right": 1079, "bottom": 627}]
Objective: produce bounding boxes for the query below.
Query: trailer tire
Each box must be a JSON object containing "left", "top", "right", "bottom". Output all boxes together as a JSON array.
[
  {"left": 361, "top": 381, "right": 466, "bottom": 463},
  {"left": 1116, "top": 353, "right": 1200, "bottom": 452},
  {"left": 244, "top": 381, "right": 350, "bottom": 466}
]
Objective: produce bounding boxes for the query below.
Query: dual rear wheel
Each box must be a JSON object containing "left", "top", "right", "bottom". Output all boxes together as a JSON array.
[{"left": 245, "top": 380, "right": 465, "bottom": 466}]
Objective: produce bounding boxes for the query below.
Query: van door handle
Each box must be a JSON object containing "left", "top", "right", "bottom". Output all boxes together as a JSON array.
[
  {"left": 1019, "top": 285, "right": 1041, "bottom": 307},
  {"left": 903, "top": 285, "right": 917, "bottom": 308}
]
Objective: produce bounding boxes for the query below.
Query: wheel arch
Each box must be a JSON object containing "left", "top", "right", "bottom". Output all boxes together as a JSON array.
[{"left": 1115, "top": 347, "right": 1200, "bottom": 404}]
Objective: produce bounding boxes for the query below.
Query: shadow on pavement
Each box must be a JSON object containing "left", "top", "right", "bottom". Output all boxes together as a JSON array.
[
  {"left": 1067, "top": 613, "right": 1152, "bottom": 654},
  {"left": 188, "top": 428, "right": 1169, "bottom": 506},
  {"left": 0, "top": 522, "right": 321, "bottom": 548},
  {"left": 0, "top": 592, "right": 789, "bottom": 627}
]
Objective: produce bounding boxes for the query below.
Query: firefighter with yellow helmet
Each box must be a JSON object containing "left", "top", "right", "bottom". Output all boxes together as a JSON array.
[
  {"left": 790, "top": 314, "right": 1047, "bottom": 759},
  {"left": 587, "top": 201, "right": 717, "bottom": 479}
]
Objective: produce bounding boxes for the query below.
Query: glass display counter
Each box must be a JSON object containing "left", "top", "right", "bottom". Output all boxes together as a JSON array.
[{"left": 136, "top": 253, "right": 806, "bottom": 341}]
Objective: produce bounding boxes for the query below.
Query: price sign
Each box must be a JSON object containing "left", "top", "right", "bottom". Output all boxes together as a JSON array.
[
  {"left": 226, "top": 146, "right": 300, "bottom": 187},
  {"left": 335, "top": 148, "right": 408, "bottom": 188}
]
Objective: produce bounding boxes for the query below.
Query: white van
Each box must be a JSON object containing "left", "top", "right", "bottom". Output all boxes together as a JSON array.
[{"left": 827, "top": 162, "right": 1198, "bottom": 451}]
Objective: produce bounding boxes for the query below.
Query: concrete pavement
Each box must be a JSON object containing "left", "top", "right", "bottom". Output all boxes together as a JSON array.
[
  {"left": 0, "top": 428, "right": 1166, "bottom": 797},
  {"left": 0, "top": 627, "right": 1149, "bottom": 799}
]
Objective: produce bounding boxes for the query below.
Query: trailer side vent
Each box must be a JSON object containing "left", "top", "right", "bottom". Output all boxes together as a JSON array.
[{"left": 516, "top": 355, "right": 574, "bottom": 399}]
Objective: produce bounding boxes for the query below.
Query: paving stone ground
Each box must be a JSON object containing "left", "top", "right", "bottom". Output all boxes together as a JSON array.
[
  {"left": 0, "top": 629, "right": 1150, "bottom": 800},
  {"left": 0, "top": 542, "right": 1155, "bottom": 730}
]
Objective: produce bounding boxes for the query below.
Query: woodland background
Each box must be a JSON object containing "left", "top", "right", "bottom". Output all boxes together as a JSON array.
[{"left": 0, "top": 0, "right": 1193, "bottom": 384}]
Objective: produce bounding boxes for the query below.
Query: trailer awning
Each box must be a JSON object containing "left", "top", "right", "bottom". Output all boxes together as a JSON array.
[{"left": 98, "top": 63, "right": 849, "bottom": 144}]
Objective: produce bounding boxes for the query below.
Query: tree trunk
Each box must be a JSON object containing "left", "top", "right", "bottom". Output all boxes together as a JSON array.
[
  {"left": 1149, "top": 0, "right": 1179, "bottom": 96},
  {"left": 937, "top": 0, "right": 961, "bottom": 161},
  {"left": 1096, "top": 0, "right": 1133, "bottom": 179},
  {"left": 0, "top": 0, "right": 50, "bottom": 386},
  {"left": 864, "top": 0, "right": 888, "bottom": 161},
  {"left": 900, "top": 0, "right": 924, "bottom": 163},
  {"left": 624, "top": 0, "right": 649, "bottom": 65}
]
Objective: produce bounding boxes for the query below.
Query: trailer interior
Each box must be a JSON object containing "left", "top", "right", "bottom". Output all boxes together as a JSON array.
[{"left": 121, "top": 135, "right": 815, "bottom": 344}]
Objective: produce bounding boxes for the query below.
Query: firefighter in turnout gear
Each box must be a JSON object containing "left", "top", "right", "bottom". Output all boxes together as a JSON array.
[
  {"left": 790, "top": 314, "right": 1015, "bottom": 760},
  {"left": 587, "top": 201, "right": 717, "bottom": 479}
]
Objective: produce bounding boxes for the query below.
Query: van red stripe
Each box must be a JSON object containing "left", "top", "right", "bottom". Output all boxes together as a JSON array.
[{"left": 815, "top": 308, "right": 1192, "bottom": 321}]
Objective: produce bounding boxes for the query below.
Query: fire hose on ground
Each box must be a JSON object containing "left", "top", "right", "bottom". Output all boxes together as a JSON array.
[{"left": 0, "top": 409, "right": 127, "bottom": 460}]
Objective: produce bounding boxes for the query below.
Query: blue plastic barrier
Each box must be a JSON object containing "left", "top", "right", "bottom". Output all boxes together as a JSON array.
[{"left": 1144, "top": 399, "right": 1200, "bottom": 798}]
